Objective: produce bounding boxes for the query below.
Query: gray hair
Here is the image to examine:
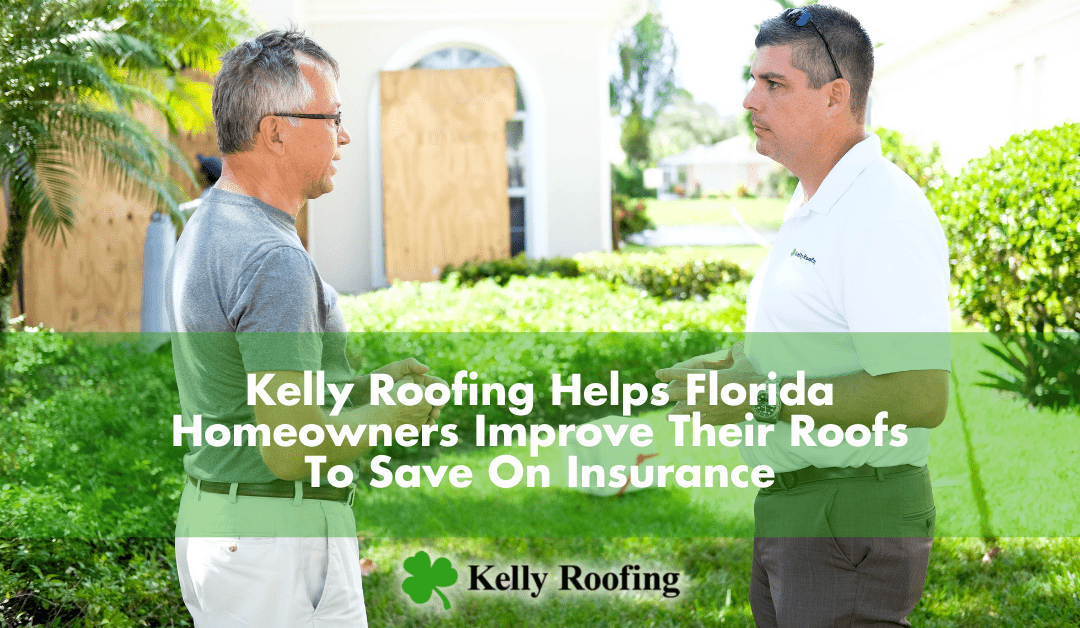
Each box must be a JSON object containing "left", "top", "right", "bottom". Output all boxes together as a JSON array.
[
  {"left": 756, "top": 5, "right": 873, "bottom": 123},
  {"left": 213, "top": 28, "right": 340, "bottom": 155}
]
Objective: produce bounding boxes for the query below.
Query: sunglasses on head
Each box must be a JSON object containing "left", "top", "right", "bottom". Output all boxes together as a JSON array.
[{"left": 783, "top": 8, "right": 843, "bottom": 81}]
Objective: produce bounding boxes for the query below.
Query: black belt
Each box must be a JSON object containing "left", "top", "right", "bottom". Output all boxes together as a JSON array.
[
  {"left": 771, "top": 464, "right": 922, "bottom": 490},
  {"left": 188, "top": 475, "right": 355, "bottom": 505}
]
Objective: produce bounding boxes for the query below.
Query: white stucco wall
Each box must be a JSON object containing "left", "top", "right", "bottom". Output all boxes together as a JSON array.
[
  {"left": 240, "top": 0, "right": 646, "bottom": 292},
  {"left": 871, "top": 0, "right": 1080, "bottom": 173}
]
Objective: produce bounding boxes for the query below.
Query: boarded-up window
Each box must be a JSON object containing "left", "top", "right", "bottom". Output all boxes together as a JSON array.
[{"left": 380, "top": 67, "right": 517, "bottom": 281}]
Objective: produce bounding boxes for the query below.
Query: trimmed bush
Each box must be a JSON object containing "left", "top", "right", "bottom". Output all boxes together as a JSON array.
[
  {"left": 442, "top": 251, "right": 749, "bottom": 301},
  {"left": 577, "top": 250, "right": 749, "bottom": 301},
  {"left": 932, "top": 122, "right": 1080, "bottom": 408},
  {"left": 440, "top": 253, "right": 580, "bottom": 287}
]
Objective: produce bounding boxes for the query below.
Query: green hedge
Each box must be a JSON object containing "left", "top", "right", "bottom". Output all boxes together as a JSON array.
[
  {"left": 577, "top": 250, "right": 748, "bottom": 301},
  {"left": 441, "top": 251, "right": 749, "bottom": 300},
  {"left": 439, "top": 253, "right": 580, "bottom": 287},
  {"left": 339, "top": 275, "right": 744, "bottom": 456},
  {"left": 932, "top": 122, "right": 1080, "bottom": 408}
]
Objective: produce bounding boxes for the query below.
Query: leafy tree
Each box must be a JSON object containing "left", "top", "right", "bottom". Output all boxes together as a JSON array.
[
  {"left": 610, "top": 2, "right": 678, "bottom": 166},
  {"left": 0, "top": 0, "right": 251, "bottom": 341},
  {"left": 650, "top": 89, "right": 740, "bottom": 162}
]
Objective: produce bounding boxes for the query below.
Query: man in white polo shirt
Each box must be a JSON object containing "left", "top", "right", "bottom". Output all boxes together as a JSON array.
[{"left": 658, "top": 5, "right": 950, "bottom": 627}]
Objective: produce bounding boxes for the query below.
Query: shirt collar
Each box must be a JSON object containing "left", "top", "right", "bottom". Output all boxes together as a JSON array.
[{"left": 791, "top": 132, "right": 881, "bottom": 217}]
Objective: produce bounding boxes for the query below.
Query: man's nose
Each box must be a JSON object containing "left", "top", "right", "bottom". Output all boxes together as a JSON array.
[
  {"left": 338, "top": 123, "right": 351, "bottom": 145},
  {"left": 742, "top": 86, "right": 758, "bottom": 112}
]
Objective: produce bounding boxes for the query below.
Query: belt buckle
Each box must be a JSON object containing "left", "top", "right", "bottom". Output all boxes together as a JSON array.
[
  {"left": 775, "top": 471, "right": 796, "bottom": 490},
  {"left": 346, "top": 484, "right": 356, "bottom": 507}
]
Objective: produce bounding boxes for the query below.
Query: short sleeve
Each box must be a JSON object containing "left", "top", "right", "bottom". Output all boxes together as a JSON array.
[
  {"left": 230, "top": 247, "right": 324, "bottom": 373},
  {"left": 842, "top": 210, "right": 952, "bottom": 375}
]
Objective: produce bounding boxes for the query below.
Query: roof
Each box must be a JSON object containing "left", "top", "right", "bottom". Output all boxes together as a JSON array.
[{"left": 658, "top": 135, "right": 776, "bottom": 167}]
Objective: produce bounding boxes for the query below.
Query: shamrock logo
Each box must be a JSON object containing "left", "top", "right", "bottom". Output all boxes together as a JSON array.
[{"left": 401, "top": 550, "right": 458, "bottom": 609}]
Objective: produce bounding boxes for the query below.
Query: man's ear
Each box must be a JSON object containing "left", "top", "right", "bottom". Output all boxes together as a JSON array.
[
  {"left": 825, "top": 79, "right": 851, "bottom": 118},
  {"left": 257, "top": 115, "right": 288, "bottom": 155}
]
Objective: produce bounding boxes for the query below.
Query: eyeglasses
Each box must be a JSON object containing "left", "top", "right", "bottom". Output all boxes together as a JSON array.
[
  {"left": 271, "top": 112, "right": 342, "bottom": 130},
  {"left": 783, "top": 8, "right": 843, "bottom": 81}
]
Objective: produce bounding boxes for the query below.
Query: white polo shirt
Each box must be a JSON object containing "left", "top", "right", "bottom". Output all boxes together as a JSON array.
[{"left": 740, "top": 133, "right": 951, "bottom": 472}]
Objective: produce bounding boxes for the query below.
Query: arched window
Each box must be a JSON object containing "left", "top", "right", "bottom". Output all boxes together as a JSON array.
[{"left": 411, "top": 47, "right": 528, "bottom": 256}]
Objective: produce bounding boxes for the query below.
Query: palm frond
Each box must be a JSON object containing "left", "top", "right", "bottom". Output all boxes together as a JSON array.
[
  {"left": 1, "top": 0, "right": 250, "bottom": 269},
  {"left": 27, "top": 155, "right": 80, "bottom": 245},
  {"left": 58, "top": 21, "right": 162, "bottom": 71}
]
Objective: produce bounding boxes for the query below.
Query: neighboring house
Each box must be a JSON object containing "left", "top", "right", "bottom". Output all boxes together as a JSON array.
[
  {"left": 658, "top": 135, "right": 780, "bottom": 197},
  {"left": 870, "top": 0, "right": 1080, "bottom": 173},
  {"left": 244, "top": 0, "right": 648, "bottom": 290}
]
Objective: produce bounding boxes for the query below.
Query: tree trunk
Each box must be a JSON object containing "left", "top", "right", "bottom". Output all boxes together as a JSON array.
[{"left": 0, "top": 193, "right": 30, "bottom": 344}]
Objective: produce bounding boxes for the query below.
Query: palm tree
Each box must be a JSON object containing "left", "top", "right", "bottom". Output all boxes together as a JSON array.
[{"left": 0, "top": 0, "right": 250, "bottom": 342}]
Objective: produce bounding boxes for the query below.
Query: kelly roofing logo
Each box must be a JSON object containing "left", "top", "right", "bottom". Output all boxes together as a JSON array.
[
  {"left": 402, "top": 551, "right": 458, "bottom": 609},
  {"left": 401, "top": 551, "right": 681, "bottom": 608},
  {"left": 790, "top": 247, "right": 817, "bottom": 264}
]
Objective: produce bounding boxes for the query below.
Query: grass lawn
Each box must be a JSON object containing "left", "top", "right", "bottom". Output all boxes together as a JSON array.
[
  {"left": 352, "top": 328, "right": 1080, "bottom": 626},
  {"left": 621, "top": 197, "right": 784, "bottom": 274},
  {"left": 639, "top": 197, "right": 789, "bottom": 230}
]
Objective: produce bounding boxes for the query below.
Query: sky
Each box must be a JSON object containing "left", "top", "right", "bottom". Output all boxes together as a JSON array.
[{"left": 651, "top": 0, "right": 1007, "bottom": 118}]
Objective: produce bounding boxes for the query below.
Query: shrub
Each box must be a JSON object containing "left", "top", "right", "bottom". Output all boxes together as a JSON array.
[
  {"left": 932, "top": 122, "right": 1080, "bottom": 408},
  {"left": 1, "top": 329, "right": 183, "bottom": 538},
  {"left": 577, "top": 250, "right": 749, "bottom": 301},
  {"left": 874, "top": 127, "right": 946, "bottom": 195},
  {"left": 611, "top": 162, "right": 654, "bottom": 198},
  {"left": 730, "top": 182, "right": 755, "bottom": 199},
  {"left": 440, "top": 253, "right": 580, "bottom": 287},
  {"left": 0, "top": 538, "right": 188, "bottom": 627},
  {"left": 442, "top": 251, "right": 748, "bottom": 301},
  {"left": 1, "top": 329, "right": 187, "bottom": 625},
  {"left": 339, "top": 276, "right": 745, "bottom": 455},
  {"left": 979, "top": 332, "right": 1080, "bottom": 409},
  {"left": 610, "top": 194, "right": 655, "bottom": 238},
  {"left": 764, "top": 167, "right": 798, "bottom": 199}
]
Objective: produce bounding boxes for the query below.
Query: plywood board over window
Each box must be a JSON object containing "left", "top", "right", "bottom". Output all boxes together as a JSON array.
[
  {"left": 21, "top": 147, "right": 158, "bottom": 332},
  {"left": 381, "top": 66, "right": 517, "bottom": 281}
]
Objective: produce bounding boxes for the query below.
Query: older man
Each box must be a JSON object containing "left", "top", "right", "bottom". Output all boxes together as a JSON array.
[
  {"left": 658, "top": 6, "right": 950, "bottom": 627},
  {"left": 168, "top": 29, "right": 436, "bottom": 627}
]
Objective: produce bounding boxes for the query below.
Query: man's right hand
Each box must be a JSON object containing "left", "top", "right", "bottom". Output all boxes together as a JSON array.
[
  {"left": 381, "top": 374, "right": 437, "bottom": 428},
  {"left": 665, "top": 345, "right": 737, "bottom": 371}
]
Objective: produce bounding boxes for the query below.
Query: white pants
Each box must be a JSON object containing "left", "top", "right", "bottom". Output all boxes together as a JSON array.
[{"left": 175, "top": 482, "right": 368, "bottom": 628}]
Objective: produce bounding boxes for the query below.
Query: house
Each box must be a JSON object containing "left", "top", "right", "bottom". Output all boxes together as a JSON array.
[
  {"left": 869, "top": 0, "right": 1080, "bottom": 172},
  {"left": 246, "top": 0, "right": 649, "bottom": 290},
  {"left": 657, "top": 135, "right": 780, "bottom": 197},
  {"left": 4, "top": 0, "right": 649, "bottom": 331}
]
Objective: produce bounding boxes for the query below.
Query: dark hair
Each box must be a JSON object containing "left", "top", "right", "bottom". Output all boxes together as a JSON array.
[
  {"left": 756, "top": 5, "right": 873, "bottom": 122},
  {"left": 212, "top": 28, "right": 340, "bottom": 154}
]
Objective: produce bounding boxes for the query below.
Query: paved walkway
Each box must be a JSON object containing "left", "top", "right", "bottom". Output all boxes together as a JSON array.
[{"left": 625, "top": 224, "right": 779, "bottom": 247}]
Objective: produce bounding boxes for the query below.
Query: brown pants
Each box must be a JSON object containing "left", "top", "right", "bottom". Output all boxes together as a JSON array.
[{"left": 749, "top": 467, "right": 935, "bottom": 627}]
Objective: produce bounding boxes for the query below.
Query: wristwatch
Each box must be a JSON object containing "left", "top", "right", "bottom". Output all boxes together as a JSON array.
[{"left": 752, "top": 374, "right": 784, "bottom": 423}]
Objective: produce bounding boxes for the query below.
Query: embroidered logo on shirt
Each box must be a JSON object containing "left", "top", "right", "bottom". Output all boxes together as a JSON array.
[{"left": 790, "top": 248, "right": 817, "bottom": 265}]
